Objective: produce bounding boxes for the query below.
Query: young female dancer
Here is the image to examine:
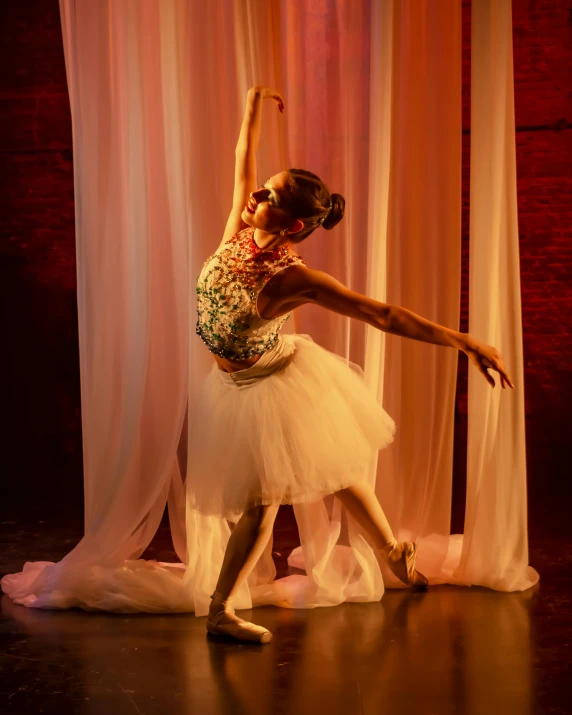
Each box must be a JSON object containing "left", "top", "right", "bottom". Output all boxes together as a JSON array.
[{"left": 192, "top": 86, "right": 514, "bottom": 644}]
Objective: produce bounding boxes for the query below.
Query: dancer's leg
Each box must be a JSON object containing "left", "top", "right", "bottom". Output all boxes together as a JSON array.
[
  {"left": 213, "top": 503, "right": 279, "bottom": 600},
  {"left": 207, "top": 504, "right": 279, "bottom": 641},
  {"left": 334, "top": 482, "right": 398, "bottom": 553},
  {"left": 334, "top": 482, "right": 428, "bottom": 588}
]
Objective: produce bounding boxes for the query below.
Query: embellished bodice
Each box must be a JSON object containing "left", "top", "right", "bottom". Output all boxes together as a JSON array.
[{"left": 195, "top": 226, "right": 307, "bottom": 360}]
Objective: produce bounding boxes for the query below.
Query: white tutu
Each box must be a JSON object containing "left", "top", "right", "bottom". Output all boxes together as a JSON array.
[{"left": 187, "top": 333, "right": 396, "bottom": 519}]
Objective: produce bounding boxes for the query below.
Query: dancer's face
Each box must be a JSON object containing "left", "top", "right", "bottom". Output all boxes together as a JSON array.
[{"left": 241, "top": 171, "right": 304, "bottom": 237}]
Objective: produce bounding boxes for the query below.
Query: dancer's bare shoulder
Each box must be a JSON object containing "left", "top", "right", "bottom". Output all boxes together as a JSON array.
[{"left": 264, "top": 265, "right": 390, "bottom": 326}]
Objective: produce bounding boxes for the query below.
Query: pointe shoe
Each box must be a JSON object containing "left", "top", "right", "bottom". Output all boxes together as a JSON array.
[
  {"left": 381, "top": 541, "right": 429, "bottom": 589},
  {"left": 206, "top": 594, "right": 273, "bottom": 644}
]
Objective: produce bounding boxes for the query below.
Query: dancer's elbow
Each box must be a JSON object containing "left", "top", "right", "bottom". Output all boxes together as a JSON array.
[{"left": 363, "top": 302, "right": 392, "bottom": 332}]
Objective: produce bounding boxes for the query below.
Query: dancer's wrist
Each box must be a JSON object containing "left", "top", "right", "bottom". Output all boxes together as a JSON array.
[{"left": 457, "top": 332, "right": 478, "bottom": 354}]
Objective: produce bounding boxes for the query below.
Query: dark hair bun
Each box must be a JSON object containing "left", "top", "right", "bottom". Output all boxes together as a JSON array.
[{"left": 322, "top": 193, "right": 345, "bottom": 230}]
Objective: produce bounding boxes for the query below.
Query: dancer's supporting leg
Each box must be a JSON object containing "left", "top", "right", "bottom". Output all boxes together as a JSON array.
[
  {"left": 334, "top": 482, "right": 428, "bottom": 588},
  {"left": 207, "top": 504, "right": 279, "bottom": 643}
]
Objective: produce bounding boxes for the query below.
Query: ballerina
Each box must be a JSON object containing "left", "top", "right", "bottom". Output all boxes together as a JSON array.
[{"left": 191, "top": 85, "right": 514, "bottom": 644}]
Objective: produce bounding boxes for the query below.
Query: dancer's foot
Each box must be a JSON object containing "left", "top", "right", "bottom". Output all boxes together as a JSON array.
[
  {"left": 206, "top": 593, "right": 273, "bottom": 644},
  {"left": 380, "top": 540, "right": 429, "bottom": 589}
]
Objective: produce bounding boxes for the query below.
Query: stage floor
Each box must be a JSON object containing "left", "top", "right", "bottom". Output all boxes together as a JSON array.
[{"left": 0, "top": 506, "right": 569, "bottom": 715}]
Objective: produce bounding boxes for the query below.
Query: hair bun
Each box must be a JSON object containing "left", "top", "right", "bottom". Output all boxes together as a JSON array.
[{"left": 322, "top": 193, "right": 345, "bottom": 230}]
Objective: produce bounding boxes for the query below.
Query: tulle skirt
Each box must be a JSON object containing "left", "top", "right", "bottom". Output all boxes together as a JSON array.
[{"left": 186, "top": 333, "right": 396, "bottom": 520}]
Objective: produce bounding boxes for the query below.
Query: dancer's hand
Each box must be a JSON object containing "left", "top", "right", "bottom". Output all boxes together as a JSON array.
[
  {"left": 463, "top": 338, "right": 515, "bottom": 389},
  {"left": 249, "top": 86, "right": 285, "bottom": 113}
]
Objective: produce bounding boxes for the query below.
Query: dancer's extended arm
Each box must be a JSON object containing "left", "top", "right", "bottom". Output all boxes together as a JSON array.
[
  {"left": 381, "top": 305, "right": 515, "bottom": 389},
  {"left": 284, "top": 265, "right": 514, "bottom": 389}
]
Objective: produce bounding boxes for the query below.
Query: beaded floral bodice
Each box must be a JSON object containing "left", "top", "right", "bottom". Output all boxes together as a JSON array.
[{"left": 195, "top": 226, "right": 307, "bottom": 360}]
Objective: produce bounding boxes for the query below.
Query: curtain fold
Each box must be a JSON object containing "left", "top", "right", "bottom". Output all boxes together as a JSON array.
[
  {"left": 459, "top": 0, "right": 536, "bottom": 590},
  {"left": 1, "top": 0, "right": 537, "bottom": 615},
  {"left": 363, "top": 0, "right": 465, "bottom": 587}
]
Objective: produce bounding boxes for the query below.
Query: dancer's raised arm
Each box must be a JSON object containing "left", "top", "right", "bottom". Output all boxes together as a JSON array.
[
  {"left": 235, "top": 86, "right": 284, "bottom": 155},
  {"left": 220, "top": 87, "right": 285, "bottom": 248}
]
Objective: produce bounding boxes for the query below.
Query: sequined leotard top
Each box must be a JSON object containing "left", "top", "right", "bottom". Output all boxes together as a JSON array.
[{"left": 195, "top": 226, "right": 307, "bottom": 360}]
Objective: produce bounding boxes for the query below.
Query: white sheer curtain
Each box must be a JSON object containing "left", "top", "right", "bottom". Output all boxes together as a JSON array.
[
  {"left": 1, "top": 0, "right": 538, "bottom": 615},
  {"left": 462, "top": 0, "right": 534, "bottom": 589},
  {"left": 359, "top": 0, "right": 467, "bottom": 587},
  {"left": 357, "top": 0, "right": 537, "bottom": 592}
]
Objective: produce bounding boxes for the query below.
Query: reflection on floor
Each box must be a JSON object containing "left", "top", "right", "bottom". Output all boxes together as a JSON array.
[{"left": 0, "top": 507, "right": 569, "bottom": 715}]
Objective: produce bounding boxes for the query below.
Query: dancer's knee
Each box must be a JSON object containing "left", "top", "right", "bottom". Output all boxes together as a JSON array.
[
  {"left": 335, "top": 481, "right": 374, "bottom": 502},
  {"left": 242, "top": 503, "right": 279, "bottom": 529}
]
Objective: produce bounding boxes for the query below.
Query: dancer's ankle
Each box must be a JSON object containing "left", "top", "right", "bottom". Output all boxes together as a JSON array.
[
  {"left": 209, "top": 591, "right": 231, "bottom": 614},
  {"left": 380, "top": 537, "right": 398, "bottom": 557}
]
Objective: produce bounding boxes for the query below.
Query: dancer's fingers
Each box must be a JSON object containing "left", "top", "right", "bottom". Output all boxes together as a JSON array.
[
  {"left": 482, "top": 366, "right": 495, "bottom": 388},
  {"left": 498, "top": 356, "right": 513, "bottom": 388},
  {"left": 490, "top": 358, "right": 514, "bottom": 389}
]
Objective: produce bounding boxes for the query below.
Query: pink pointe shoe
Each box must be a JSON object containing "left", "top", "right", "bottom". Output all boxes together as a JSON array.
[
  {"left": 381, "top": 541, "right": 429, "bottom": 590},
  {"left": 206, "top": 593, "right": 273, "bottom": 644}
]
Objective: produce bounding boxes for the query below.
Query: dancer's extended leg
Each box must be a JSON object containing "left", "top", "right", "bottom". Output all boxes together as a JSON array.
[
  {"left": 207, "top": 504, "right": 279, "bottom": 643},
  {"left": 334, "top": 482, "right": 398, "bottom": 551},
  {"left": 334, "top": 482, "right": 428, "bottom": 588}
]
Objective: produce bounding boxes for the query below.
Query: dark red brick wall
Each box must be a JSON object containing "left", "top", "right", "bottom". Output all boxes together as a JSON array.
[
  {"left": 0, "top": 1, "right": 81, "bottom": 513},
  {"left": 453, "top": 0, "right": 571, "bottom": 536},
  {"left": 1, "top": 0, "right": 569, "bottom": 534}
]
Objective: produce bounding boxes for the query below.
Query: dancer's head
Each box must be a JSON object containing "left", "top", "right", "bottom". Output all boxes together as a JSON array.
[{"left": 242, "top": 169, "right": 345, "bottom": 245}]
